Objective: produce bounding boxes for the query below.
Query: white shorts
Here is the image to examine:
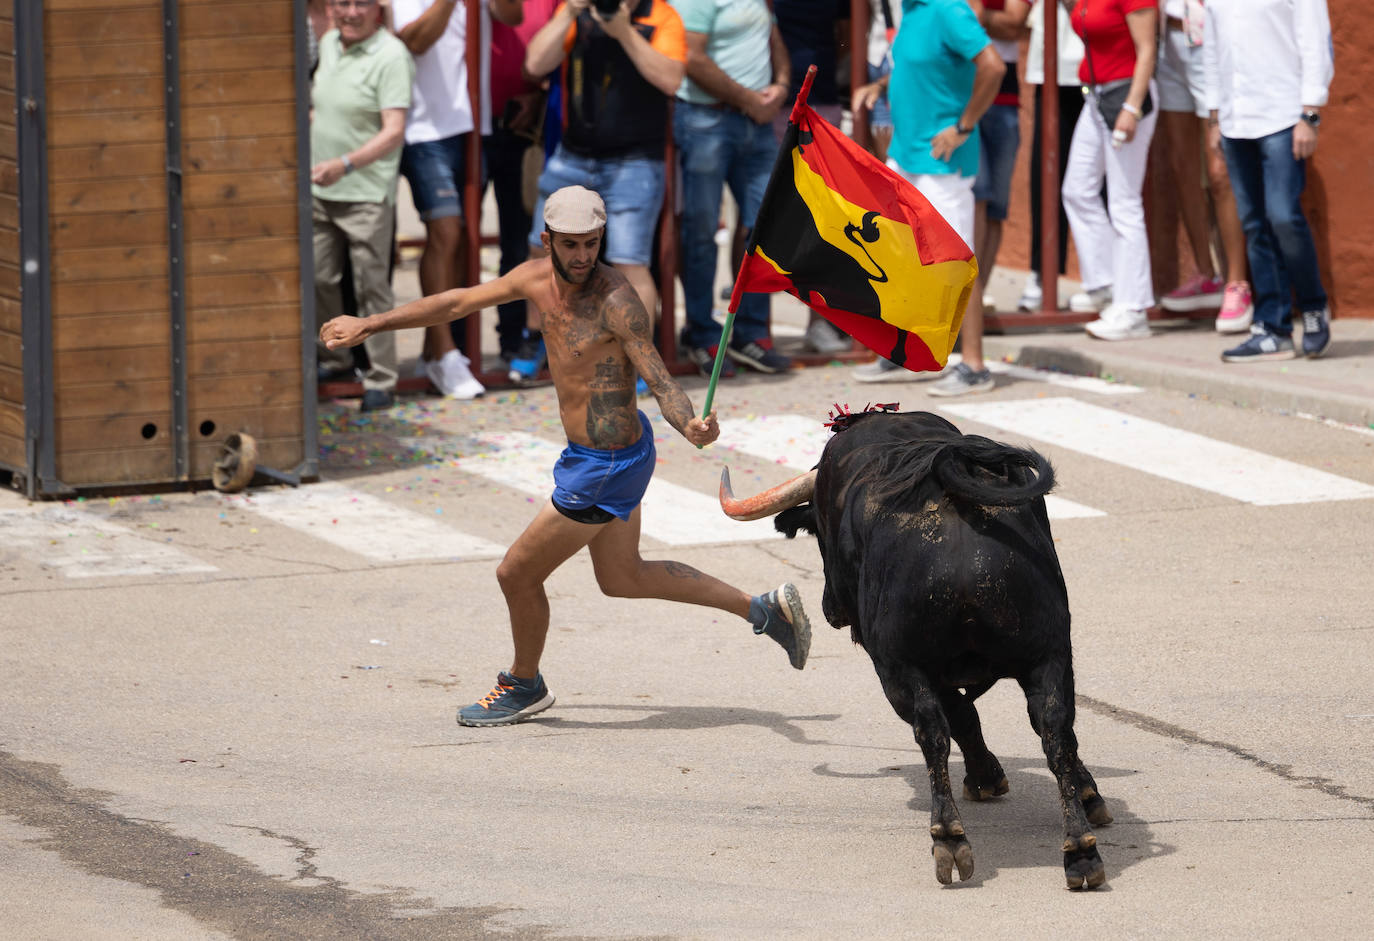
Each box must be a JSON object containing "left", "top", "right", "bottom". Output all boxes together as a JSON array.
[
  {"left": 1156, "top": 28, "right": 1207, "bottom": 117},
  {"left": 885, "top": 160, "right": 976, "bottom": 251}
]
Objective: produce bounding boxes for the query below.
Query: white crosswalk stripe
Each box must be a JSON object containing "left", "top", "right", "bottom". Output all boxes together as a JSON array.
[
  {"left": 714, "top": 413, "right": 1106, "bottom": 520},
  {"left": 228, "top": 482, "right": 505, "bottom": 561},
  {"left": 941, "top": 397, "right": 1374, "bottom": 506},
  {"left": 0, "top": 507, "right": 218, "bottom": 578},
  {"left": 400, "top": 432, "right": 782, "bottom": 545}
]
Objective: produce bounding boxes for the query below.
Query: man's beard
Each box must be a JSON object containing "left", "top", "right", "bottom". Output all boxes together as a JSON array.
[{"left": 550, "top": 244, "right": 592, "bottom": 284}]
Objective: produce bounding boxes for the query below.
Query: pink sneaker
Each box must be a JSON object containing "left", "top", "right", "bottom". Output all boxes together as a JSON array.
[
  {"left": 1160, "top": 274, "right": 1224, "bottom": 312},
  {"left": 1214, "top": 281, "right": 1254, "bottom": 334}
]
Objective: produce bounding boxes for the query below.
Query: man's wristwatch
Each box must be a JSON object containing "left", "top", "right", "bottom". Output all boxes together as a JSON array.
[
  {"left": 340, "top": 154, "right": 356, "bottom": 174},
  {"left": 1301, "top": 110, "right": 1322, "bottom": 129},
  {"left": 955, "top": 120, "right": 974, "bottom": 135}
]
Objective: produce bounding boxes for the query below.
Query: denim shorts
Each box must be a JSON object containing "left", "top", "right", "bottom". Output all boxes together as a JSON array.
[
  {"left": 867, "top": 60, "right": 893, "bottom": 130},
  {"left": 399, "top": 133, "right": 470, "bottom": 222},
  {"left": 528, "top": 146, "right": 665, "bottom": 267},
  {"left": 550, "top": 411, "right": 656, "bottom": 523},
  {"left": 973, "top": 103, "right": 1021, "bottom": 221}
]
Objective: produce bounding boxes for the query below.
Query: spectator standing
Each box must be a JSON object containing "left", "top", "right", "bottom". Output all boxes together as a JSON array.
[
  {"left": 1154, "top": 0, "right": 1251, "bottom": 332},
  {"left": 1018, "top": 0, "right": 1086, "bottom": 311},
  {"left": 773, "top": 0, "right": 852, "bottom": 354},
  {"left": 974, "top": 0, "right": 1029, "bottom": 312},
  {"left": 1207, "top": 0, "right": 1333, "bottom": 362},
  {"left": 672, "top": 0, "right": 793, "bottom": 379},
  {"left": 863, "top": 0, "right": 902, "bottom": 163},
  {"left": 392, "top": 1, "right": 521, "bottom": 399},
  {"left": 1061, "top": 0, "right": 1159, "bottom": 340},
  {"left": 850, "top": 0, "right": 1005, "bottom": 395},
  {"left": 311, "top": 0, "right": 413, "bottom": 412},
  {"left": 488, "top": 0, "right": 559, "bottom": 380},
  {"left": 524, "top": 0, "right": 686, "bottom": 338}
]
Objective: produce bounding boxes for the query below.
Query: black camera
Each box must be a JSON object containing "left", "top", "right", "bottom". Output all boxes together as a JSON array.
[{"left": 592, "top": 0, "right": 623, "bottom": 17}]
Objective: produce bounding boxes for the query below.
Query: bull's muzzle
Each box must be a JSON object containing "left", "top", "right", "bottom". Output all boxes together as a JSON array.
[{"left": 719, "top": 466, "right": 818, "bottom": 520}]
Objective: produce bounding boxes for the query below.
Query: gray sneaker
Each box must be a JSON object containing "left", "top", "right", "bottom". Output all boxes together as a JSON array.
[
  {"left": 753, "top": 583, "right": 811, "bottom": 670},
  {"left": 457, "top": 671, "right": 555, "bottom": 727},
  {"left": 853, "top": 358, "right": 919, "bottom": 383},
  {"left": 927, "top": 362, "right": 994, "bottom": 397},
  {"left": 803, "top": 319, "right": 850, "bottom": 354}
]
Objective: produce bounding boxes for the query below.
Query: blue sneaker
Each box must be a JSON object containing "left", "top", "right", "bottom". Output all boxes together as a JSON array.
[
  {"left": 751, "top": 582, "right": 811, "bottom": 670},
  {"left": 507, "top": 337, "right": 547, "bottom": 383},
  {"left": 1301, "top": 307, "right": 1331, "bottom": 358},
  {"left": 727, "top": 337, "right": 792, "bottom": 374},
  {"left": 1221, "top": 326, "right": 1295, "bottom": 363},
  {"left": 457, "top": 671, "right": 555, "bottom": 727}
]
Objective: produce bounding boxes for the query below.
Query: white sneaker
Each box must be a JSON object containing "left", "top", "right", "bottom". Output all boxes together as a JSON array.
[
  {"left": 427, "top": 349, "right": 485, "bottom": 399},
  {"left": 1018, "top": 272, "right": 1042, "bottom": 310},
  {"left": 1069, "top": 285, "right": 1113, "bottom": 313},
  {"left": 1084, "top": 304, "right": 1151, "bottom": 341}
]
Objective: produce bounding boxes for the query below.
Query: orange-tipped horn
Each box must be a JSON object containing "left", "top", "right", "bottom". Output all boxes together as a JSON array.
[{"left": 719, "top": 466, "right": 818, "bottom": 520}]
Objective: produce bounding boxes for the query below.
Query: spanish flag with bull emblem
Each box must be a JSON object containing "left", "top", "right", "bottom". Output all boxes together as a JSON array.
[{"left": 726, "top": 70, "right": 978, "bottom": 374}]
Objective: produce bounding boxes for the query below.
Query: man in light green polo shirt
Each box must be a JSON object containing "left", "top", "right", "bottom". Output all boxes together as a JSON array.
[{"left": 311, "top": 0, "right": 414, "bottom": 412}]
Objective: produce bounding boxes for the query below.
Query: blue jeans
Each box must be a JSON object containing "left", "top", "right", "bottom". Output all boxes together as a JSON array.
[
  {"left": 1220, "top": 127, "right": 1328, "bottom": 334},
  {"left": 974, "top": 103, "right": 1021, "bottom": 220},
  {"left": 675, "top": 101, "right": 776, "bottom": 348},
  {"left": 399, "top": 134, "right": 469, "bottom": 222}
]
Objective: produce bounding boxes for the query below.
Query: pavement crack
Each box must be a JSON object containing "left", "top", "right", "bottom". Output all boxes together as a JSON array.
[{"left": 1078, "top": 694, "right": 1374, "bottom": 813}]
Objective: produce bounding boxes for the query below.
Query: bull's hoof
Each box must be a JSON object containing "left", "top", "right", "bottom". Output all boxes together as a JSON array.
[
  {"left": 962, "top": 775, "right": 1010, "bottom": 802},
  {"left": 1062, "top": 835, "right": 1106, "bottom": 890},
  {"left": 930, "top": 824, "right": 974, "bottom": 884},
  {"left": 1080, "top": 786, "right": 1113, "bottom": 826}
]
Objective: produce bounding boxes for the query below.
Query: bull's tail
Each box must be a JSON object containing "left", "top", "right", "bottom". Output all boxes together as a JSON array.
[{"left": 931, "top": 435, "right": 1055, "bottom": 507}]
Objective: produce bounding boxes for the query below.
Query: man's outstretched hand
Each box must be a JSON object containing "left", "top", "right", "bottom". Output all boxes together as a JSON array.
[
  {"left": 686, "top": 412, "right": 720, "bottom": 448},
  {"left": 320, "top": 316, "right": 369, "bottom": 350}
]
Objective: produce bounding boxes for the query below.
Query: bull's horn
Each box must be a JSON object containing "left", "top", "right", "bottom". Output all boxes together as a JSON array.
[{"left": 719, "top": 466, "right": 817, "bottom": 520}]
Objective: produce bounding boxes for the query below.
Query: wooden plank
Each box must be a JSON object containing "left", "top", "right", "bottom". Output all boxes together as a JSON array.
[
  {"left": 0, "top": 429, "right": 22, "bottom": 470},
  {"left": 55, "top": 345, "right": 169, "bottom": 385},
  {"left": 46, "top": 0, "right": 158, "bottom": 11},
  {"left": 53, "top": 311, "right": 170, "bottom": 352},
  {"left": 56, "top": 409, "right": 178, "bottom": 454},
  {"left": 191, "top": 435, "right": 302, "bottom": 481},
  {"left": 0, "top": 21, "right": 13, "bottom": 55},
  {"left": 183, "top": 101, "right": 295, "bottom": 141},
  {"left": 182, "top": 69, "right": 294, "bottom": 109},
  {"left": 184, "top": 169, "right": 296, "bottom": 208},
  {"left": 56, "top": 447, "right": 175, "bottom": 487},
  {"left": 0, "top": 225, "right": 15, "bottom": 264},
  {"left": 0, "top": 261, "right": 17, "bottom": 300},
  {"left": 0, "top": 326, "right": 18, "bottom": 365},
  {"left": 48, "top": 8, "right": 162, "bottom": 45},
  {"left": 182, "top": 37, "right": 293, "bottom": 74},
  {"left": 184, "top": 135, "right": 297, "bottom": 174},
  {"left": 53, "top": 243, "right": 168, "bottom": 283},
  {"left": 186, "top": 239, "right": 299, "bottom": 278},
  {"left": 0, "top": 403, "right": 22, "bottom": 441},
  {"left": 185, "top": 203, "right": 296, "bottom": 242},
  {"left": 188, "top": 270, "right": 297, "bottom": 310},
  {"left": 187, "top": 304, "right": 302, "bottom": 345},
  {"left": 49, "top": 142, "right": 165, "bottom": 181},
  {"left": 0, "top": 129, "right": 14, "bottom": 163},
  {"left": 0, "top": 90, "right": 14, "bottom": 120},
  {"left": 189, "top": 369, "right": 302, "bottom": 409},
  {"left": 0, "top": 363, "right": 21, "bottom": 404},
  {"left": 0, "top": 54, "right": 13, "bottom": 93},
  {"left": 0, "top": 159, "right": 15, "bottom": 196},
  {"left": 50, "top": 209, "right": 167, "bottom": 252},
  {"left": 48, "top": 75, "right": 161, "bottom": 115},
  {"left": 47, "top": 109, "right": 166, "bottom": 148},
  {"left": 53, "top": 277, "right": 166, "bottom": 317},
  {"left": 51, "top": 175, "right": 165, "bottom": 215},
  {"left": 187, "top": 403, "right": 302, "bottom": 442},
  {"left": 46, "top": 42, "right": 163, "bottom": 82},
  {"left": 181, "top": 3, "right": 292, "bottom": 40},
  {"left": 55, "top": 377, "right": 170, "bottom": 420},
  {"left": 0, "top": 194, "right": 14, "bottom": 230},
  {"left": 0, "top": 294, "right": 18, "bottom": 334},
  {"left": 188, "top": 337, "right": 299, "bottom": 376}
]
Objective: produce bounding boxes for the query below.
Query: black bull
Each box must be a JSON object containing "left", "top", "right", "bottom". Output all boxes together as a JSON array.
[{"left": 721, "top": 411, "right": 1112, "bottom": 889}]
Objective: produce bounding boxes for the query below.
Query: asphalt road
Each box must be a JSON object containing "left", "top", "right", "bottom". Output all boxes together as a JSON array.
[{"left": 2, "top": 358, "right": 1372, "bottom": 940}]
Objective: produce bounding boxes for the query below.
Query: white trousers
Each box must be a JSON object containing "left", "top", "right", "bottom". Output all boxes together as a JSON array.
[{"left": 1062, "top": 85, "right": 1158, "bottom": 311}]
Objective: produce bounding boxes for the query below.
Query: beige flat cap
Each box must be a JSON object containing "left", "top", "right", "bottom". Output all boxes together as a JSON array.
[{"left": 544, "top": 185, "right": 607, "bottom": 234}]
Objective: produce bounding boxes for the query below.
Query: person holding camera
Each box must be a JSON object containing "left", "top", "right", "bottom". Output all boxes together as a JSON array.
[
  {"left": 524, "top": 0, "right": 687, "bottom": 324},
  {"left": 1060, "top": 0, "right": 1159, "bottom": 342}
]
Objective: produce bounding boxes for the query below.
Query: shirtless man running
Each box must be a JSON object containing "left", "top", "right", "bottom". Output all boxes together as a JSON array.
[{"left": 320, "top": 185, "right": 810, "bottom": 726}]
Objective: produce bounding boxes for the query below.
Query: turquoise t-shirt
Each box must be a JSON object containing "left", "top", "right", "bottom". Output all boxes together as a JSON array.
[
  {"left": 671, "top": 0, "right": 774, "bottom": 105},
  {"left": 310, "top": 28, "right": 414, "bottom": 204},
  {"left": 888, "top": 0, "right": 990, "bottom": 178}
]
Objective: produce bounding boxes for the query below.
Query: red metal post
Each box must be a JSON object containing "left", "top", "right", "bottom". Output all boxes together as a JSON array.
[{"left": 1039, "top": 0, "right": 1061, "bottom": 313}]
